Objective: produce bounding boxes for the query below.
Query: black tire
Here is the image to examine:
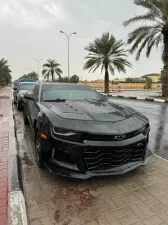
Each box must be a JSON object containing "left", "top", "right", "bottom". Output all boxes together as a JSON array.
[
  {"left": 14, "top": 97, "right": 16, "bottom": 105},
  {"left": 16, "top": 100, "right": 21, "bottom": 110},
  {"left": 35, "top": 129, "right": 44, "bottom": 168},
  {"left": 23, "top": 111, "right": 29, "bottom": 125}
]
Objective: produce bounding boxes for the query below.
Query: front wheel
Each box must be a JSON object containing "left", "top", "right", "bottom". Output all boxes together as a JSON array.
[
  {"left": 35, "top": 130, "right": 44, "bottom": 168},
  {"left": 23, "top": 110, "right": 29, "bottom": 125}
]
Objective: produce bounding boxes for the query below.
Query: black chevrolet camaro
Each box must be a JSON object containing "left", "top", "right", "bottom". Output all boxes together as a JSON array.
[{"left": 23, "top": 82, "right": 152, "bottom": 179}]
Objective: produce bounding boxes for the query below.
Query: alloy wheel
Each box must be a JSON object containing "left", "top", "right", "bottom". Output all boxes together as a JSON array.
[{"left": 35, "top": 131, "right": 44, "bottom": 168}]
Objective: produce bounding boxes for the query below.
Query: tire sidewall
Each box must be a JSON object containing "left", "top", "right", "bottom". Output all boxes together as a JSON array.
[
  {"left": 23, "top": 110, "right": 29, "bottom": 125},
  {"left": 17, "top": 100, "right": 20, "bottom": 110},
  {"left": 14, "top": 96, "right": 16, "bottom": 104},
  {"left": 35, "top": 129, "right": 44, "bottom": 167}
]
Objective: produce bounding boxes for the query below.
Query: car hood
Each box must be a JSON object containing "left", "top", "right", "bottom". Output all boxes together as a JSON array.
[
  {"left": 18, "top": 90, "right": 31, "bottom": 96},
  {"left": 42, "top": 100, "right": 137, "bottom": 122},
  {"left": 40, "top": 100, "right": 148, "bottom": 135}
]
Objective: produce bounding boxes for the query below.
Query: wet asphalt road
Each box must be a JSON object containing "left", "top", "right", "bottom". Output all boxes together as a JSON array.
[
  {"left": 109, "top": 98, "right": 168, "bottom": 159},
  {"left": 110, "top": 90, "right": 162, "bottom": 97}
]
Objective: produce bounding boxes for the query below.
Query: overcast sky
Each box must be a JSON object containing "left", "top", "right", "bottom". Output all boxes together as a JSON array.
[{"left": 0, "top": 0, "right": 162, "bottom": 81}]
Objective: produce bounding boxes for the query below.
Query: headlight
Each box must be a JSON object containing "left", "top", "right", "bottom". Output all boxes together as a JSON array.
[
  {"left": 53, "top": 127, "right": 77, "bottom": 137},
  {"left": 139, "top": 124, "right": 150, "bottom": 136},
  {"left": 52, "top": 127, "right": 82, "bottom": 142}
]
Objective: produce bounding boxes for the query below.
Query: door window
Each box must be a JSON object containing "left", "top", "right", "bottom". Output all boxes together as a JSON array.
[{"left": 32, "top": 85, "right": 39, "bottom": 101}]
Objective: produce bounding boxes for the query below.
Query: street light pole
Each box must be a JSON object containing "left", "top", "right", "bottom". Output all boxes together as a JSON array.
[
  {"left": 34, "top": 58, "right": 42, "bottom": 80},
  {"left": 68, "top": 37, "right": 70, "bottom": 83},
  {"left": 60, "top": 31, "right": 76, "bottom": 82}
]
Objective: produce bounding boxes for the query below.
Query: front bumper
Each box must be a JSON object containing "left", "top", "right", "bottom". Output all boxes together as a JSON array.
[
  {"left": 42, "top": 133, "right": 153, "bottom": 179},
  {"left": 17, "top": 99, "right": 24, "bottom": 108}
]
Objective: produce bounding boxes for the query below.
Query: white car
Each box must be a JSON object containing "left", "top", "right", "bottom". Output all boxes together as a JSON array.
[{"left": 13, "top": 82, "right": 37, "bottom": 109}]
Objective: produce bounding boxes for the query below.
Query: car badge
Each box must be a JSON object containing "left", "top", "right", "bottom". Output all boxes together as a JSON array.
[{"left": 114, "top": 135, "right": 125, "bottom": 141}]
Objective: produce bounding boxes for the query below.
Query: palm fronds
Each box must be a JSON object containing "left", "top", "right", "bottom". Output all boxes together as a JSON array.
[
  {"left": 123, "top": 0, "right": 167, "bottom": 60},
  {"left": 42, "top": 59, "right": 63, "bottom": 81}
]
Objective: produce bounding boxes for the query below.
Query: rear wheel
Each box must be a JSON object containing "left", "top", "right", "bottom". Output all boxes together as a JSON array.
[
  {"left": 16, "top": 100, "right": 21, "bottom": 110},
  {"left": 35, "top": 129, "right": 44, "bottom": 168},
  {"left": 14, "top": 97, "right": 16, "bottom": 105}
]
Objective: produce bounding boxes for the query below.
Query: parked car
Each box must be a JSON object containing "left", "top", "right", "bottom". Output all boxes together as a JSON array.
[
  {"left": 23, "top": 82, "right": 152, "bottom": 179},
  {"left": 14, "top": 82, "right": 37, "bottom": 109},
  {"left": 13, "top": 78, "right": 37, "bottom": 103}
]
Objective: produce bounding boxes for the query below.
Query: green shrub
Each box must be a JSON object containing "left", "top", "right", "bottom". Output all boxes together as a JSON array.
[{"left": 146, "top": 77, "right": 153, "bottom": 89}]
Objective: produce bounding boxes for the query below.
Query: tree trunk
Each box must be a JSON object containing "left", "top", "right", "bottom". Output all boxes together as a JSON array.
[
  {"left": 162, "top": 31, "right": 168, "bottom": 97},
  {"left": 104, "top": 66, "right": 109, "bottom": 94},
  {"left": 51, "top": 71, "right": 54, "bottom": 82}
]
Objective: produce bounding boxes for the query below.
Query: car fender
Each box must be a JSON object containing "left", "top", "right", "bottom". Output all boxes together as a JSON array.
[
  {"left": 37, "top": 112, "right": 51, "bottom": 138},
  {"left": 35, "top": 112, "right": 41, "bottom": 130},
  {"left": 36, "top": 110, "right": 47, "bottom": 131}
]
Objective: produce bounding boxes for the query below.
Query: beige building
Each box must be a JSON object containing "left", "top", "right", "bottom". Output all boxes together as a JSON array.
[{"left": 141, "top": 73, "right": 161, "bottom": 82}]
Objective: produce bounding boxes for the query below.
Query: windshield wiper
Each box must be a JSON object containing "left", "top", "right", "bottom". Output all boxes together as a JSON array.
[{"left": 44, "top": 99, "right": 66, "bottom": 102}]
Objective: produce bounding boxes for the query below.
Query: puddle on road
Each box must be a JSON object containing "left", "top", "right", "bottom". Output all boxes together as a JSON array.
[
  {"left": 0, "top": 114, "right": 3, "bottom": 121},
  {"left": 22, "top": 152, "right": 33, "bottom": 166},
  {"left": 0, "top": 96, "right": 9, "bottom": 99}
]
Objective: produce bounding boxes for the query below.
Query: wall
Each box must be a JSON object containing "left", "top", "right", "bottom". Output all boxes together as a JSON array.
[
  {"left": 79, "top": 82, "right": 162, "bottom": 89},
  {"left": 148, "top": 76, "right": 160, "bottom": 82}
]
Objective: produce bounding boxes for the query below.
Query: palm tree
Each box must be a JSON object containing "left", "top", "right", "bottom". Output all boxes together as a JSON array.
[
  {"left": 42, "top": 59, "right": 63, "bottom": 81},
  {"left": 0, "top": 58, "right": 12, "bottom": 85},
  {"left": 123, "top": 0, "right": 168, "bottom": 97},
  {"left": 83, "top": 33, "right": 132, "bottom": 93}
]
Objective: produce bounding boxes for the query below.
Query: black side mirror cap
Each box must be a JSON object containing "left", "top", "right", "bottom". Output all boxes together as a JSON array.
[{"left": 24, "top": 94, "right": 34, "bottom": 100}]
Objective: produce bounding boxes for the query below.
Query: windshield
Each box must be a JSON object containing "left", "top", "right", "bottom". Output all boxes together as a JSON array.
[
  {"left": 19, "top": 83, "right": 36, "bottom": 91},
  {"left": 41, "top": 84, "right": 104, "bottom": 102}
]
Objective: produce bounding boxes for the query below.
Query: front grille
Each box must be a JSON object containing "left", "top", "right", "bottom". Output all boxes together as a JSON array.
[
  {"left": 84, "top": 130, "right": 142, "bottom": 142},
  {"left": 83, "top": 142, "right": 146, "bottom": 171}
]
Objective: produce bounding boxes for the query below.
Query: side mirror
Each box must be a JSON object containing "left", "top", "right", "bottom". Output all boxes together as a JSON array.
[{"left": 24, "top": 93, "right": 34, "bottom": 100}]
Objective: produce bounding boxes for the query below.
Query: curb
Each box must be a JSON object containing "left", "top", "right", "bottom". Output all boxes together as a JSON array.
[
  {"left": 154, "top": 154, "right": 168, "bottom": 162},
  {"left": 101, "top": 93, "right": 168, "bottom": 103},
  {"left": 8, "top": 191, "right": 27, "bottom": 225},
  {"left": 95, "top": 88, "right": 161, "bottom": 92},
  {"left": 8, "top": 97, "right": 28, "bottom": 225}
]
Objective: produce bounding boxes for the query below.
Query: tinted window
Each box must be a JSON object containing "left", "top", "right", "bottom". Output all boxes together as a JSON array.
[
  {"left": 41, "top": 84, "right": 103, "bottom": 101},
  {"left": 19, "top": 83, "right": 36, "bottom": 90}
]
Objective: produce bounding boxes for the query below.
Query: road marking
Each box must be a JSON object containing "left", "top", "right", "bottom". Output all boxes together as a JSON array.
[
  {"left": 154, "top": 99, "right": 165, "bottom": 103},
  {"left": 136, "top": 97, "right": 145, "bottom": 100}
]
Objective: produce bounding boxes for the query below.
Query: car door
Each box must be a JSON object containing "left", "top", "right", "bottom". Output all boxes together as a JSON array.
[
  {"left": 14, "top": 84, "right": 19, "bottom": 102},
  {"left": 28, "top": 85, "right": 40, "bottom": 130},
  {"left": 26, "top": 85, "right": 38, "bottom": 129}
]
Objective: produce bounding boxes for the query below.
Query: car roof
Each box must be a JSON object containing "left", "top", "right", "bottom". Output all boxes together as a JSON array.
[
  {"left": 40, "top": 82, "right": 90, "bottom": 89},
  {"left": 18, "top": 78, "right": 37, "bottom": 83},
  {"left": 19, "top": 82, "right": 37, "bottom": 85}
]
